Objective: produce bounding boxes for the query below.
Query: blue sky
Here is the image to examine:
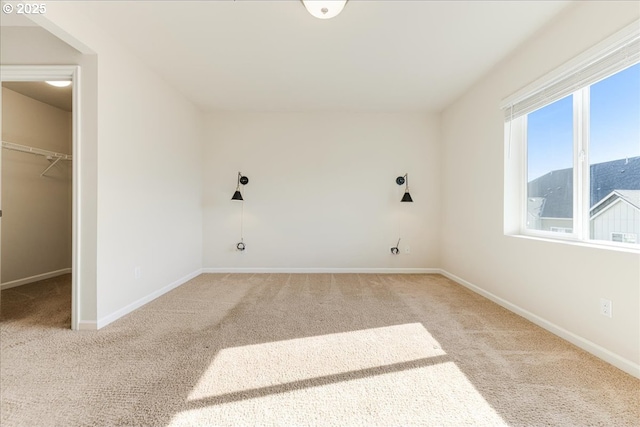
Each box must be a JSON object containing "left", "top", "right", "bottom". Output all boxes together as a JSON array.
[{"left": 527, "top": 62, "right": 640, "bottom": 181}]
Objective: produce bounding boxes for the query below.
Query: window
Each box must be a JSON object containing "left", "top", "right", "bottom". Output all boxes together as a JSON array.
[
  {"left": 550, "top": 227, "right": 573, "bottom": 234},
  {"left": 503, "top": 22, "right": 640, "bottom": 249},
  {"left": 526, "top": 95, "right": 574, "bottom": 233},
  {"left": 611, "top": 232, "right": 637, "bottom": 244}
]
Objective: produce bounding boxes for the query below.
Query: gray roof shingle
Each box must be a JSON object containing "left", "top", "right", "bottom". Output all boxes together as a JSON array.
[{"left": 527, "top": 156, "right": 640, "bottom": 218}]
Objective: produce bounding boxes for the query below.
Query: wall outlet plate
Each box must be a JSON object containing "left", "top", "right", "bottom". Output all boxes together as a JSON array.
[{"left": 600, "top": 298, "right": 612, "bottom": 318}]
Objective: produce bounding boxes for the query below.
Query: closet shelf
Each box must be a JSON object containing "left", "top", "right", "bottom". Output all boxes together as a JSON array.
[
  {"left": 2, "top": 140, "right": 73, "bottom": 177},
  {"left": 2, "top": 140, "right": 72, "bottom": 160}
]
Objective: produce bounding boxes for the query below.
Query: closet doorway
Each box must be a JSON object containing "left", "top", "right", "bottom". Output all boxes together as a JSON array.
[{"left": 0, "top": 66, "right": 80, "bottom": 330}]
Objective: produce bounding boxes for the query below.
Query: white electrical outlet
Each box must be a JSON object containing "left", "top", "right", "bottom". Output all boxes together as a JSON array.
[
  {"left": 134, "top": 266, "right": 142, "bottom": 279},
  {"left": 600, "top": 298, "right": 612, "bottom": 318}
]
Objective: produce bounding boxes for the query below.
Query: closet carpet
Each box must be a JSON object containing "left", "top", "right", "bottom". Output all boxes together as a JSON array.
[{"left": 1, "top": 273, "right": 639, "bottom": 426}]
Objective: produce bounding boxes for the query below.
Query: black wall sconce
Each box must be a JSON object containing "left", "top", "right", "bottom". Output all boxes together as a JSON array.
[
  {"left": 232, "top": 172, "right": 249, "bottom": 201},
  {"left": 396, "top": 173, "right": 413, "bottom": 202},
  {"left": 232, "top": 172, "right": 249, "bottom": 252}
]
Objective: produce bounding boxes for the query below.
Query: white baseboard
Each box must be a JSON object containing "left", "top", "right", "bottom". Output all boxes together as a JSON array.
[
  {"left": 202, "top": 268, "right": 440, "bottom": 274},
  {"left": 77, "top": 321, "right": 97, "bottom": 331},
  {"left": 96, "top": 269, "right": 202, "bottom": 329},
  {"left": 439, "top": 269, "right": 640, "bottom": 379},
  {"left": 1, "top": 268, "right": 72, "bottom": 290}
]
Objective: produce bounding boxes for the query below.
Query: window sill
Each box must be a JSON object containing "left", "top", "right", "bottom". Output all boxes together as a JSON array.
[{"left": 506, "top": 233, "right": 640, "bottom": 255}]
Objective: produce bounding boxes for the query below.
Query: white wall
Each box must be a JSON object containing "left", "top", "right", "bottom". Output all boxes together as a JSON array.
[
  {"left": 441, "top": 1, "right": 640, "bottom": 374},
  {"left": 1, "top": 87, "right": 72, "bottom": 284},
  {"left": 91, "top": 27, "right": 203, "bottom": 325},
  {"left": 203, "top": 113, "right": 440, "bottom": 270},
  {"left": 6, "top": 5, "right": 205, "bottom": 326}
]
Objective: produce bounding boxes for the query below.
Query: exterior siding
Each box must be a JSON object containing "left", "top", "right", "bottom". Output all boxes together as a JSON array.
[
  {"left": 591, "top": 201, "right": 640, "bottom": 243},
  {"left": 539, "top": 218, "right": 573, "bottom": 232}
]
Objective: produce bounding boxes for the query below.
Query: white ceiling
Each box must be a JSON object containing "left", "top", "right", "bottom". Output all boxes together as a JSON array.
[
  {"left": 75, "top": 1, "right": 572, "bottom": 112},
  {"left": 0, "top": 6, "right": 38, "bottom": 26}
]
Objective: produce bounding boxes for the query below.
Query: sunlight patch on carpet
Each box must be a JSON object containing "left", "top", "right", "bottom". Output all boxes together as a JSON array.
[
  {"left": 187, "top": 323, "right": 443, "bottom": 400},
  {"left": 169, "top": 322, "right": 504, "bottom": 426}
]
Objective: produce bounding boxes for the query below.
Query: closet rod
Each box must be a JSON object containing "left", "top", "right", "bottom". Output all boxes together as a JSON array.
[{"left": 1, "top": 140, "right": 73, "bottom": 161}]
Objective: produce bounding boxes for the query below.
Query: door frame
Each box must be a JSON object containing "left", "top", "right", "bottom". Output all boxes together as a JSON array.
[{"left": 1, "top": 65, "right": 81, "bottom": 330}]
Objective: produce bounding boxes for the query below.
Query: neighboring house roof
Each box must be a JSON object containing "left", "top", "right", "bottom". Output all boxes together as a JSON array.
[
  {"left": 527, "top": 168, "right": 573, "bottom": 219},
  {"left": 527, "top": 197, "right": 546, "bottom": 218},
  {"left": 590, "top": 157, "right": 640, "bottom": 206},
  {"left": 527, "top": 156, "right": 640, "bottom": 219},
  {"left": 590, "top": 189, "right": 640, "bottom": 219},
  {"left": 614, "top": 189, "right": 640, "bottom": 210}
]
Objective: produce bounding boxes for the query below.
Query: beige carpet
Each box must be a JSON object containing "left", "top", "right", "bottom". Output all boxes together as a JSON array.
[{"left": 1, "top": 273, "right": 638, "bottom": 426}]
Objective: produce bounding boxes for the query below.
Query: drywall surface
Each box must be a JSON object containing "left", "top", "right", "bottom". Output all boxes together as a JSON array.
[
  {"left": 1, "top": 87, "right": 72, "bottom": 283},
  {"left": 203, "top": 112, "right": 440, "bottom": 270},
  {"left": 440, "top": 1, "right": 640, "bottom": 371},
  {"left": 93, "top": 41, "right": 204, "bottom": 323}
]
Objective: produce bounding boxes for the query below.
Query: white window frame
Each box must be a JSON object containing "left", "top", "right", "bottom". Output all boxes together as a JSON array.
[
  {"left": 516, "top": 87, "right": 589, "bottom": 243},
  {"left": 502, "top": 20, "right": 640, "bottom": 251}
]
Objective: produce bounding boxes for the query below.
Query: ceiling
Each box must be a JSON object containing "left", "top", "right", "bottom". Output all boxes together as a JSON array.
[
  {"left": 0, "top": 7, "right": 38, "bottom": 26},
  {"left": 2, "top": 81, "right": 72, "bottom": 112},
  {"left": 13, "top": 1, "right": 574, "bottom": 113},
  {"left": 0, "top": 9, "right": 72, "bottom": 111}
]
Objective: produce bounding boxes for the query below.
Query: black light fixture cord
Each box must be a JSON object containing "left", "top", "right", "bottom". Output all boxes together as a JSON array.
[
  {"left": 398, "top": 175, "right": 407, "bottom": 251},
  {"left": 240, "top": 198, "right": 244, "bottom": 243},
  {"left": 238, "top": 171, "right": 244, "bottom": 242}
]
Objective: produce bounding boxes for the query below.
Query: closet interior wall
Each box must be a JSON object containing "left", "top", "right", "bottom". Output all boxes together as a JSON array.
[{"left": 1, "top": 86, "right": 72, "bottom": 286}]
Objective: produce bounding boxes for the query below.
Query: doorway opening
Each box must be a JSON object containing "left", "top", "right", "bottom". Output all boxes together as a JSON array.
[{"left": 0, "top": 66, "right": 80, "bottom": 330}]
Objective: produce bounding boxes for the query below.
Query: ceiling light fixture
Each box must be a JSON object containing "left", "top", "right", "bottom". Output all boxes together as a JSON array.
[
  {"left": 302, "top": 0, "right": 347, "bottom": 19},
  {"left": 45, "top": 81, "right": 72, "bottom": 88}
]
